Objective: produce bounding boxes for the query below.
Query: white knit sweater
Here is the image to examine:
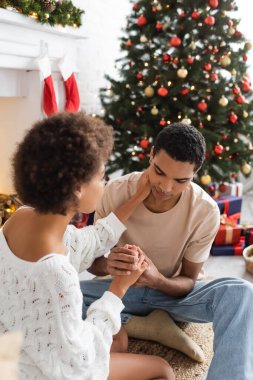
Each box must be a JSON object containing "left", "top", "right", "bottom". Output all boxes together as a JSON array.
[{"left": 0, "top": 213, "right": 126, "bottom": 380}]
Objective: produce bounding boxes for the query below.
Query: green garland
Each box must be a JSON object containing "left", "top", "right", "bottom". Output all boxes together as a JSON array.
[{"left": 0, "top": 0, "right": 84, "bottom": 27}]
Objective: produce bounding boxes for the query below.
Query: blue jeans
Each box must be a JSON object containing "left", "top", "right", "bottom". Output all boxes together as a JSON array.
[{"left": 80, "top": 277, "right": 253, "bottom": 380}]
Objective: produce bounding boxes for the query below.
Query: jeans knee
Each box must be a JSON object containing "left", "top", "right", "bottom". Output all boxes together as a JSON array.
[{"left": 223, "top": 280, "right": 253, "bottom": 309}]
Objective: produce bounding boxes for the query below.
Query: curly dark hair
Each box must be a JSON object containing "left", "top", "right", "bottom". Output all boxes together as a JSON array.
[
  {"left": 13, "top": 112, "right": 113, "bottom": 215},
  {"left": 153, "top": 123, "right": 206, "bottom": 171}
]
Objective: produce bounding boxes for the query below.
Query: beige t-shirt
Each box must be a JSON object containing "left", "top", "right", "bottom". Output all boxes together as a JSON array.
[{"left": 95, "top": 172, "right": 220, "bottom": 278}]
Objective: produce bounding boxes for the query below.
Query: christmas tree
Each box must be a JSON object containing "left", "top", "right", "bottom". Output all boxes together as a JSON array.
[{"left": 100, "top": 0, "right": 253, "bottom": 193}]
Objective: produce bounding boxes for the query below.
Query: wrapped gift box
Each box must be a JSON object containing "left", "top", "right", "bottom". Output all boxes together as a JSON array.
[
  {"left": 218, "top": 182, "right": 243, "bottom": 197},
  {"left": 211, "top": 237, "right": 245, "bottom": 256},
  {"left": 245, "top": 228, "right": 253, "bottom": 247},
  {"left": 214, "top": 224, "right": 241, "bottom": 246},
  {"left": 213, "top": 195, "right": 242, "bottom": 216}
]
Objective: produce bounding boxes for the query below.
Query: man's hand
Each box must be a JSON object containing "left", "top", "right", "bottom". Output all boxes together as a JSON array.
[
  {"left": 107, "top": 245, "right": 140, "bottom": 276},
  {"left": 133, "top": 247, "right": 162, "bottom": 288}
]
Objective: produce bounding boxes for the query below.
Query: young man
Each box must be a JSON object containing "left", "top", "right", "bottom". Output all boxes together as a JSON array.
[{"left": 80, "top": 123, "right": 253, "bottom": 380}]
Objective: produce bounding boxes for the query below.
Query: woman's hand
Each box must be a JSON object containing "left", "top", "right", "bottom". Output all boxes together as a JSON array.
[
  {"left": 135, "top": 169, "right": 151, "bottom": 201},
  {"left": 108, "top": 245, "right": 148, "bottom": 298}
]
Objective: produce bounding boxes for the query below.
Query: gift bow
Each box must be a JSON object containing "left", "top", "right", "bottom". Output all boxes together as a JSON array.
[{"left": 220, "top": 212, "right": 240, "bottom": 227}]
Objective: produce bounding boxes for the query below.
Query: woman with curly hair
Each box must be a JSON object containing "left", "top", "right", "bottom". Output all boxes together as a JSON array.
[{"left": 0, "top": 112, "right": 174, "bottom": 380}]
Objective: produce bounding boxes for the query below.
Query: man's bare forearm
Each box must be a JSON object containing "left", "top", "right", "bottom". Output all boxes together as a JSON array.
[
  {"left": 153, "top": 273, "right": 195, "bottom": 297},
  {"left": 87, "top": 256, "right": 109, "bottom": 276}
]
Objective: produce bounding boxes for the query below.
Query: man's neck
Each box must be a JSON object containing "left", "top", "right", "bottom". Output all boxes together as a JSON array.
[{"left": 143, "top": 192, "right": 181, "bottom": 213}]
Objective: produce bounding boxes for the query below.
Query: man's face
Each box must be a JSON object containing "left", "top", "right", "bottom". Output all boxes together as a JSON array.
[{"left": 148, "top": 149, "right": 196, "bottom": 201}]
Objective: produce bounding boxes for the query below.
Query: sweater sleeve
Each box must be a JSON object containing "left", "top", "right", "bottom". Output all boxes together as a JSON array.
[
  {"left": 64, "top": 212, "right": 126, "bottom": 273},
  {"left": 30, "top": 260, "right": 124, "bottom": 380}
]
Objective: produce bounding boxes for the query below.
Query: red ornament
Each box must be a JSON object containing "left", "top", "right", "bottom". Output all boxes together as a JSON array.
[
  {"left": 197, "top": 101, "right": 208, "bottom": 112},
  {"left": 213, "top": 47, "right": 219, "bottom": 54},
  {"left": 235, "top": 95, "right": 245, "bottom": 104},
  {"left": 173, "top": 58, "right": 179, "bottom": 64},
  {"left": 159, "top": 119, "right": 166, "bottom": 126},
  {"left": 227, "top": 20, "right": 233, "bottom": 27},
  {"left": 170, "top": 36, "right": 182, "bottom": 47},
  {"left": 235, "top": 30, "right": 242, "bottom": 38},
  {"left": 204, "top": 16, "right": 215, "bottom": 26},
  {"left": 136, "top": 73, "right": 143, "bottom": 80},
  {"left": 191, "top": 10, "right": 200, "bottom": 19},
  {"left": 211, "top": 72, "right": 218, "bottom": 81},
  {"left": 243, "top": 54, "right": 248, "bottom": 62},
  {"left": 218, "top": 183, "right": 228, "bottom": 193},
  {"left": 187, "top": 57, "right": 194, "bottom": 64},
  {"left": 137, "top": 106, "right": 143, "bottom": 112},
  {"left": 199, "top": 122, "right": 204, "bottom": 129},
  {"left": 209, "top": 185, "right": 215, "bottom": 193},
  {"left": 156, "top": 22, "right": 164, "bottom": 31},
  {"left": 233, "top": 86, "right": 240, "bottom": 95},
  {"left": 133, "top": 3, "right": 139, "bottom": 10},
  {"left": 222, "top": 134, "right": 228, "bottom": 140},
  {"left": 163, "top": 53, "right": 170, "bottom": 62},
  {"left": 137, "top": 15, "right": 148, "bottom": 27},
  {"left": 209, "top": 0, "right": 219, "bottom": 8},
  {"left": 126, "top": 39, "right": 133, "bottom": 47},
  {"left": 242, "top": 83, "right": 252, "bottom": 92},
  {"left": 229, "top": 113, "right": 238, "bottom": 123},
  {"left": 157, "top": 87, "right": 168, "bottom": 96},
  {"left": 181, "top": 88, "right": 189, "bottom": 95},
  {"left": 204, "top": 63, "right": 212, "bottom": 71},
  {"left": 214, "top": 144, "right": 224, "bottom": 155},
  {"left": 140, "top": 139, "right": 149, "bottom": 149},
  {"left": 152, "top": 7, "right": 157, "bottom": 12},
  {"left": 231, "top": 172, "right": 237, "bottom": 180},
  {"left": 138, "top": 153, "right": 145, "bottom": 160},
  {"left": 180, "top": 11, "right": 186, "bottom": 17}
]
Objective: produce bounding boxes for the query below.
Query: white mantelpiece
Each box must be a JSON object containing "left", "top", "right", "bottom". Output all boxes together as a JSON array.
[
  {"left": 0, "top": 7, "right": 86, "bottom": 193},
  {"left": 0, "top": 8, "right": 85, "bottom": 96}
]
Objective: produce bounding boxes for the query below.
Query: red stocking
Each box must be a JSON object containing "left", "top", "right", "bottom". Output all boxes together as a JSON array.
[
  {"left": 59, "top": 52, "right": 80, "bottom": 112},
  {"left": 37, "top": 54, "right": 58, "bottom": 116}
]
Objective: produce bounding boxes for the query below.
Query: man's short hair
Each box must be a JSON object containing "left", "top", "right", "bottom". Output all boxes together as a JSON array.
[{"left": 153, "top": 123, "right": 206, "bottom": 171}]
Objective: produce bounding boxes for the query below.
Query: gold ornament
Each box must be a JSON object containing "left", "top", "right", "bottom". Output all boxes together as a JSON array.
[
  {"left": 220, "top": 55, "right": 231, "bottom": 67},
  {"left": 200, "top": 174, "right": 212, "bottom": 185},
  {"left": 140, "top": 35, "right": 148, "bottom": 43},
  {"left": 151, "top": 106, "right": 159, "bottom": 115},
  {"left": 206, "top": 115, "right": 212, "bottom": 121},
  {"left": 231, "top": 69, "right": 237, "bottom": 76},
  {"left": 189, "top": 41, "right": 196, "bottom": 50},
  {"left": 144, "top": 85, "right": 155, "bottom": 97},
  {"left": 243, "top": 110, "right": 249, "bottom": 118},
  {"left": 157, "top": 3, "right": 162, "bottom": 11},
  {"left": 241, "top": 163, "right": 252, "bottom": 175},
  {"left": 181, "top": 118, "right": 191, "bottom": 124},
  {"left": 245, "top": 41, "right": 252, "bottom": 51},
  {"left": 220, "top": 41, "right": 226, "bottom": 47},
  {"left": 177, "top": 67, "right": 188, "bottom": 78},
  {"left": 228, "top": 27, "right": 235, "bottom": 36},
  {"left": 219, "top": 95, "right": 228, "bottom": 106}
]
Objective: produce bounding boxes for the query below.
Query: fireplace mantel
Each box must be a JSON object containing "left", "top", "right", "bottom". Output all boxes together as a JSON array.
[{"left": 0, "top": 8, "right": 85, "bottom": 96}]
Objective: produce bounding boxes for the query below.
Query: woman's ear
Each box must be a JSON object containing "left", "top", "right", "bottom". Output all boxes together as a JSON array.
[{"left": 74, "top": 184, "right": 83, "bottom": 199}]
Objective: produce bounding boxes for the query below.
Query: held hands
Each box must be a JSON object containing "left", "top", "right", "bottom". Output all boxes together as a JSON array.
[
  {"left": 109, "top": 245, "right": 148, "bottom": 298},
  {"left": 133, "top": 247, "right": 161, "bottom": 289}
]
